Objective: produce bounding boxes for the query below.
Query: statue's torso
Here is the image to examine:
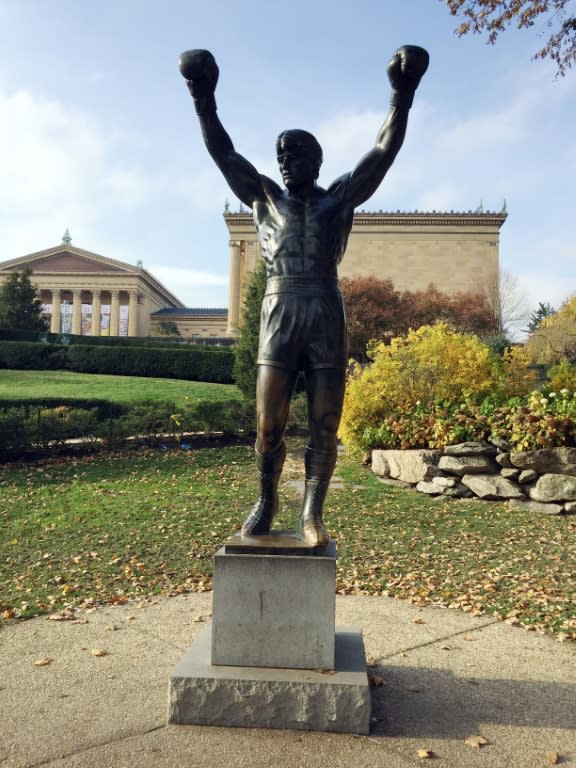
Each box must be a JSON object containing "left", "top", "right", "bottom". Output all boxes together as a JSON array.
[{"left": 253, "top": 187, "right": 354, "bottom": 280}]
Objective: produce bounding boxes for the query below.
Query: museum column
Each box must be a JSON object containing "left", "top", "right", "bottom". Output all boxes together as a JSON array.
[
  {"left": 50, "top": 289, "right": 61, "bottom": 333},
  {"left": 91, "top": 291, "right": 102, "bottom": 336},
  {"left": 110, "top": 290, "right": 120, "bottom": 336},
  {"left": 227, "top": 240, "right": 241, "bottom": 335},
  {"left": 128, "top": 291, "right": 138, "bottom": 336},
  {"left": 71, "top": 290, "right": 82, "bottom": 335}
]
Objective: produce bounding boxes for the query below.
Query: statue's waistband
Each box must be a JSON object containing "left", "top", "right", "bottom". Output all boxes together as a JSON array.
[{"left": 265, "top": 276, "right": 340, "bottom": 296}]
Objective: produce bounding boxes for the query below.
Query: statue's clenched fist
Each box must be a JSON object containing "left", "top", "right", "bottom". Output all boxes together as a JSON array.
[
  {"left": 387, "top": 45, "right": 429, "bottom": 96},
  {"left": 179, "top": 49, "right": 219, "bottom": 99}
]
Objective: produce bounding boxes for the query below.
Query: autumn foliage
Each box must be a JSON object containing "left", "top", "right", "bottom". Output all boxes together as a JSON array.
[
  {"left": 339, "top": 323, "right": 540, "bottom": 452},
  {"left": 341, "top": 277, "right": 498, "bottom": 359},
  {"left": 444, "top": 0, "right": 576, "bottom": 77},
  {"left": 525, "top": 295, "right": 576, "bottom": 365}
]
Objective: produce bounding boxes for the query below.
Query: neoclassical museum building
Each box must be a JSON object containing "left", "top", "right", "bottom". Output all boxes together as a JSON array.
[
  {"left": 0, "top": 210, "right": 506, "bottom": 339},
  {"left": 0, "top": 231, "right": 186, "bottom": 338}
]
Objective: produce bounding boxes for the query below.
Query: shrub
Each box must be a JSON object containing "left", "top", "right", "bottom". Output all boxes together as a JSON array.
[
  {"left": 0, "top": 342, "right": 67, "bottom": 370},
  {"left": 0, "top": 407, "right": 30, "bottom": 456},
  {"left": 64, "top": 344, "right": 234, "bottom": 382},
  {"left": 339, "top": 323, "right": 536, "bottom": 454},
  {"left": 544, "top": 358, "right": 576, "bottom": 393},
  {"left": 0, "top": 339, "right": 235, "bottom": 383},
  {"left": 233, "top": 259, "right": 267, "bottom": 400},
  {"left": 525, "top": 295, "right": 576, "bottom": 365},
  {"left": 0, "top": 395, "right": 253, "bottom": 459}
]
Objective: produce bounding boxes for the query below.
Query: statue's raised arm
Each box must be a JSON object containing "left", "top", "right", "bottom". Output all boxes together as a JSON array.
[
  {"left": 342, "top": 45, "right": 429, "bottom": 209},
  {"left": 179, "top": 50, "right": 275, "bottom": 209}
]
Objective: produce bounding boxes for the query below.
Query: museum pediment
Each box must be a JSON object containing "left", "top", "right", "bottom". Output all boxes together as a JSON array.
[
  {"left": 0, "top": 246, "right": 134, "bottom": 274},
  {"left": 24, "top": 251, "right": 125, "bottom": 273}
]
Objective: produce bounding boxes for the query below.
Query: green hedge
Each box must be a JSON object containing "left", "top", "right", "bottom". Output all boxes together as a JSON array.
[
  {"left": 0, "top": 398, "right": 253, "bottom": 460},
  {"left": 0, "top": 341, "right": 234, "bottom": 383},
  {"left": 0, "top": 327, "right": 233, "bottom": 350},
  {"left": 0, "top": 342, "right": 67, "bottom": 370},
  {"left": 0, "top": 398, "right": 127, "bottom": 419}
]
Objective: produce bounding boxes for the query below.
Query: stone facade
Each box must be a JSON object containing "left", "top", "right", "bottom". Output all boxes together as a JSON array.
[
  {"left": 0, "top": 242, "right": 184, "bottom": 338},
  {"left": 149, "top": 307, "right": 229, "bottom": 339},
  {"left": 224, "top": 210, "right": 505, "bottom": 335},
  {"left": 2, "top": 209, "right": 505, "bottom": 339}
]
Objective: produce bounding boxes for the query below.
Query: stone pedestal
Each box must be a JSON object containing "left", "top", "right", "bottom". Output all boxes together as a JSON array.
[
  {"left": 212, "top": 541, "right": 336, "bottom": 669},
  {"left": 168, "top": 623, "right": 371, "bottom": 734},
  {"left": 168, "top": 537, "right": 371, "bottom": 733}
]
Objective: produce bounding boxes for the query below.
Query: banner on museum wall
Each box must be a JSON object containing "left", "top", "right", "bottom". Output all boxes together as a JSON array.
[
  {"left": 119, "top": 305, "right": 129, "bottom": 337},
  {"left": 60, "top": 302, "right": 72, "bottom": 334},
  {"left": 81, "top": 303, "right": 92, "bottom": 336},
  {"left": 101, "top": 305, "right": 111, "bottom": 336}
]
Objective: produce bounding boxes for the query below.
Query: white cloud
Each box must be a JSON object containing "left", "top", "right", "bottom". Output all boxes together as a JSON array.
[
  {"left": 146, "top": 264, "right": 229, "bottom": 306},
  {"left": 147, "top": 265, "right": 228, "bottom": 288},
  {"left": 0, "top": 84, "right": 149, "bottom": 258}
]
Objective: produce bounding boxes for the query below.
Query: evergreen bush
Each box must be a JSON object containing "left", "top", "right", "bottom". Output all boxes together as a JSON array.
[
  {"left": 0, "top": 342, "right": 67, "bottom": 370},
  {"left": 0, "top": 339, "right": 234, "bottom": 382}
]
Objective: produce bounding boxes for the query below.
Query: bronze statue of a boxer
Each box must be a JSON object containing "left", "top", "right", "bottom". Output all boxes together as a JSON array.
[{"left": 179, "top": 46, "right": 429, "bottom": 546}]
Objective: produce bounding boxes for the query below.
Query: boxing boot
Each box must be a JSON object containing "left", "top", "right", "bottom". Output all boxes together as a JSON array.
[
  {"left": 241, "top": 442, "right": 286, "bottom": 536},
  {"left": 299, "top": 446, "right": 337, "bottom": 547}
]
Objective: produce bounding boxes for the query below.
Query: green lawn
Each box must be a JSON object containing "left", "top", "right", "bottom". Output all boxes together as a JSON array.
[
  {"left": 1, "top": 439, "right": 575, "bottom": 641},
  {"left": 0, "top": 369, "right": 241, "bottom": 405}
]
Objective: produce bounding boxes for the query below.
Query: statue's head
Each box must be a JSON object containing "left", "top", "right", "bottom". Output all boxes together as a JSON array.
[{"left": 276, "top": 130, "right": 323, "bottom": 190}]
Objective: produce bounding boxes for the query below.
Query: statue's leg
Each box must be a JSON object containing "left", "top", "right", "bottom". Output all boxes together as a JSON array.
[
  {"left": 241, "top": 365, "right": 296, "bottom": 536},
  {"left": 299, "top": 368, "right": 346, "bottom": 546},
  {"left": 240, "top": 442, "right": 286, "bottom": 535}
]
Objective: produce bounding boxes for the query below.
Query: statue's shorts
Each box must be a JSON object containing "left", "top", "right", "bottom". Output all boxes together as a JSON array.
[{"left": 257, "top": 276, "right": 348, "bottom": 373}]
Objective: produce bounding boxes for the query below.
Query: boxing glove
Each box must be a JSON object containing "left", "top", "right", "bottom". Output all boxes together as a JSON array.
[
  {"left": 179, "top": 49, "right": 219, "bottom": 113},
  {"left": 387, "top": 45, "right": 429, "bottom": 108}
]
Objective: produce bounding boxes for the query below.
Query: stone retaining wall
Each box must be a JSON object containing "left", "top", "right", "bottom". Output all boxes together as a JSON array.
[{"left": 371, "top": 443, "right": 576, "bottom": 515}]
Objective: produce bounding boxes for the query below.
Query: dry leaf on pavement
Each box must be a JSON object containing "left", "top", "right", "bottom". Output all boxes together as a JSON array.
[
  {"left": 545, "top": 752, "right": 560, "bottom": 765},
  {"left": 465, "top": 735, "right": 489, "bottom": 749},
  {"left": 91, "top": 648, "right": 108, "bottom": 657},
  {"left": 417, "top": 748, "right": 434, "bottom": 759},
  {"left": 33, "top": 658, "right": 53, "bottom": 667},
  {"left": 368, "top": 674, "right": 386, "bottom": 687}
]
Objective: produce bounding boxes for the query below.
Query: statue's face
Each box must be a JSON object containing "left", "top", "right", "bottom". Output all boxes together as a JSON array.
[{"left": 277, "top": 146, "right": 315, "bottom": 190}]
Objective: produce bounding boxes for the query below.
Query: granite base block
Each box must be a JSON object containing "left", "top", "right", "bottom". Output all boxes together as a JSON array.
[
  {"left": 168, "top": 623, "right": 371, "bottom": 734},
  {"left": 212, "top": 542, "right": 336, "bottom": 669}
]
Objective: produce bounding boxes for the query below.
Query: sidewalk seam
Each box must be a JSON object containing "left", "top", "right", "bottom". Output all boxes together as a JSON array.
[
  {"left": 18, "top": 724, "right": 166, "bottom": 768},
  {"left": 376, "top": 618, "right": 501, "bottom": 661}
]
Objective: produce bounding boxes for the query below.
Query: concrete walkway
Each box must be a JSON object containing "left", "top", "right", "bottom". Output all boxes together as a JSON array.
[{"left": 2, "top": 593, "right": 575, "bottom": 768}]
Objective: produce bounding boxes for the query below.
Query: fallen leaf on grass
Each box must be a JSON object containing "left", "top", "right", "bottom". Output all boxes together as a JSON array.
[
  {"left": 545, "top": 752, "right": 560, "bottom": 765},
  {"left": 465, "top": 735, "right": 489, "bottom": 749},
  {"left": 2, "top": 609, "right": 15, "bottom": 620},
  {"left": 417, "top": 748, "right": 434, "bottom": 759},
  {"left": 91, "top": 648, "right": 108, "bottom": 657},
  {"left": 33, "top": 658, "right": 53, "bottom": 667}
]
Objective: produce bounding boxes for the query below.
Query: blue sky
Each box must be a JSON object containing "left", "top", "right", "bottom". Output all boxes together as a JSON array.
[{"left": 1, "top": 0, "right": 574, "bottom": 324}]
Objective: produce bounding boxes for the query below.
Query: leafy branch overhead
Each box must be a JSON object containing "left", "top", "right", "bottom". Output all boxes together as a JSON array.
[{"left": 444, "top": 0, "right": 576, "bottom": 76}]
